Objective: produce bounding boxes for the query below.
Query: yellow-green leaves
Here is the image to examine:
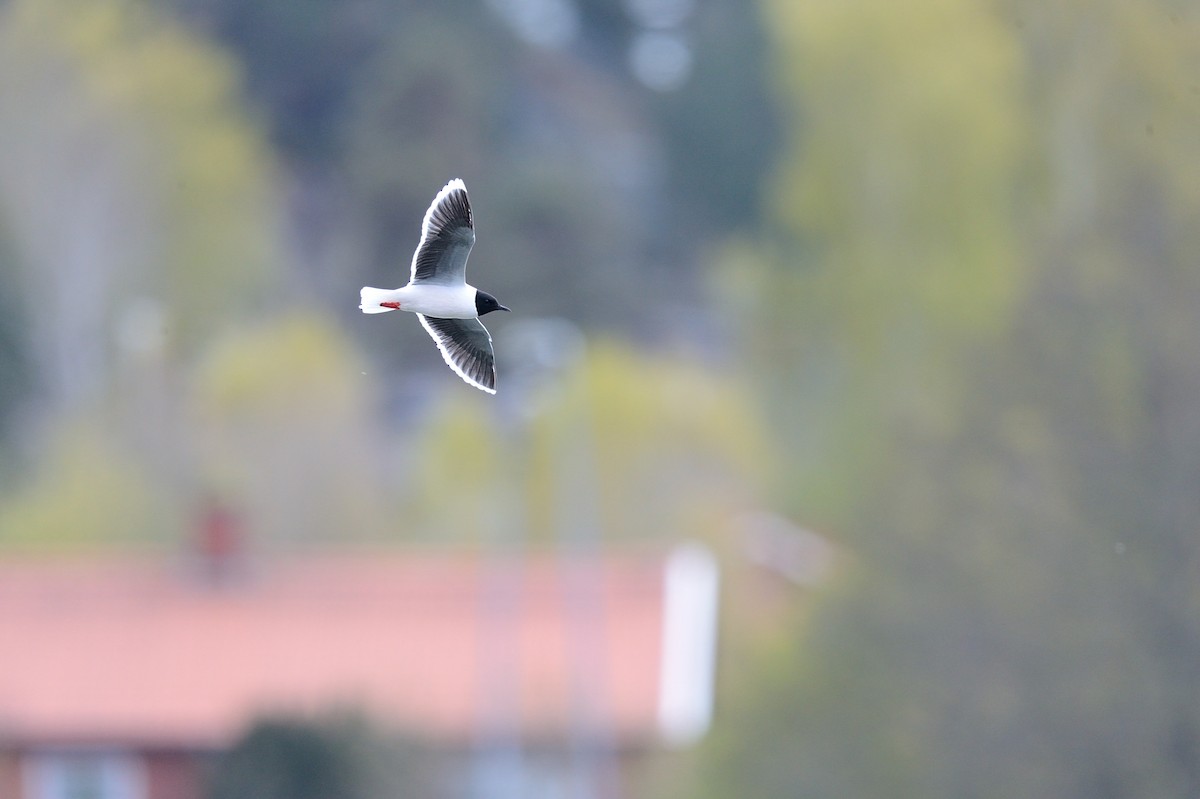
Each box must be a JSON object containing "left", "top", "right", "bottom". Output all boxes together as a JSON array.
[
  {"left": 0, "top": 0, "right": 278, "bottom": 371},
  {"left": 0, "top": 418, "right": 167, "bottom": 550},
  {"left": 766, "top": 0, "right": 1026, "bottom": 349},
  {"left": 410, "top": 340, "right": 772, "bottom": 545},
  {"left": 192, "top": 313, "right": 385, "bottom": 547}
]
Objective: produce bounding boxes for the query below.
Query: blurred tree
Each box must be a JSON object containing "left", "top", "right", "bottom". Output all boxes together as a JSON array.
[
  {"left": 406, "top": 340, "right": 771, "bottom": 545},
  {"left": 678, "top": 0, "right": 1200, "bottom": 797},
  {"left": 716, "top": 0, "right": 1026, "bottom": 526},
  {"left": 161, "top": 0, "right": 782, "bottom": 343},
  {"left": 0, "top": 416, "right": 167, "bottom": 549},
  {"left": 165, "top": 0, "right": 410, "bottom": 164},
  {"left": 341, "top": 16, "right": 671, "bottom": 338},
  {"left": 191, "top": 312, "right": 390, "bottom": 546},
  {"left": 207, "top": 712, "right": 442, "bottom": 799},
  {"left": 0, "top": 223, "right": 30, "bottom": 454},
  {"left": 574, "top": 0, "right": 780, "bottom": 230},
  {"left": 0, "top": 0, "right": 286, "bottom": 552},
  {"left": 646, "top": 0, "right": 780, "bottom": 234},
  {"left": 0, "top": 0, "right": 279, "bottom": 418}
]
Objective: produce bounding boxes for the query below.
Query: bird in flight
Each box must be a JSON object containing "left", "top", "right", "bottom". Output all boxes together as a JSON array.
[{"left": 360, "top": 179, "right": 509, "bottom": 393}]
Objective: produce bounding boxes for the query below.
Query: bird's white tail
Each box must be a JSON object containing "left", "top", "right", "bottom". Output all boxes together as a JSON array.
[{"left": 360, "top": 287, "right": 398, "bottom": 314}]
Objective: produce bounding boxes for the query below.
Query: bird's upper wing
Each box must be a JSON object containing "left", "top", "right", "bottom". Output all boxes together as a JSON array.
[
  {"left": 410, "top": 179, "right": 476, "bottom": 286},
  {"left": 417, "top": 314, "right": 497, "bottom": 394}
]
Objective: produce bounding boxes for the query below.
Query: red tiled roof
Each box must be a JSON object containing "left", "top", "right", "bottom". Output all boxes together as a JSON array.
[{"left": 0, "top": 552, "right": 671, "bottom": 749}]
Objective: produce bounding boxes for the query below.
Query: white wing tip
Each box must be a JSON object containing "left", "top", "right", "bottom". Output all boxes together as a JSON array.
[
  {"left": 420, "top": 179, "right": 471, "bottom": 242},
  {"left": 443, "top": 353, "right": 496, "bottom": 394},
  {"left": 431, "top": 179, "right": 467, "bottom": 205}
]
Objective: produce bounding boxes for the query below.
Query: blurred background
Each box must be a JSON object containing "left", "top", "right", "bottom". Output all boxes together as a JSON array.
[{"left": 0, "top": 0, "right": 1198, "bottom": 796}]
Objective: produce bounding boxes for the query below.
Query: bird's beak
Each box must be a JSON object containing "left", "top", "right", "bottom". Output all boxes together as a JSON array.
[{"left": 498, "top": 305, "right": 511, "bottom": 312}]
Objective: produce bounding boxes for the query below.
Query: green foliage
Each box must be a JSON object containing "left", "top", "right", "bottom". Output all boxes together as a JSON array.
[
  {"left": 0, "top": 417, "right": 168, "bottom": 550},
  {"left": 0, "top": 0, "right": 279, "bottom": 412},
  {"left": 639, "top": 0, "right": 782, "bottom": 232},
  {"left": 685, "top": 0, "right": 1200, "bottom": 797},
  {"left": 408, "top": 341, "right": 771, "bottom": 545},
  {"left": 171, "top": 0, "right": 783, "bottom": 338},
  {"left": 206, "top": 712, "right": 440, "bottom": 799},
  {"left": 535, "top": 342, "right": 771, "bottom": 544},
  {"left": 195, "top": 312, "right": 367, "bottom": 420},
  {"left": 767, "top": 0, "right": 1026, "bottom": 346},
  {"left": 164, "top": 0, "right": 443, "bottom": 163},
  {"left": 192, "top": 312, "right": 388, "bottom": 545},
  {"left": 718, "top": 0, "right": 1030, "bottom": 525},
  {"left": 0, "top": 0, "right": 288, "bottom": 550},
  {"left": 0, "top": 223, "right": 29, "bottom": 448},
  {"left": 340, "top": 19, "right": 658, "bottom": 334}
]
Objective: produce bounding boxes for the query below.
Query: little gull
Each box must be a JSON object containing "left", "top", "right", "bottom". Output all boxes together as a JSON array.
[{"left": 360, "top": 179, "right": 509, "bottom": 394}]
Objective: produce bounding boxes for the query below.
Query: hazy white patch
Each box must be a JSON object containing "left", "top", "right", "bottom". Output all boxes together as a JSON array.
[
  {"left": 657, "top": 542, "right": 719, "bottom": 747},
  {"left": 486, "top": 0, "right": 579, "bottom": 49},
  {"left": 630, "top": 30, "right": 692, "bottom": 92},
  {"left": 502, "top": 317, "right": 586, "bottom": 371},
  {"left": 736, "top": 510, "right": 835, "bottom": 587},
  {"left": 116, "top": 297, "right": 166, "bottom": 357},
  {"left": 24, "top": 752, "right": 145, "bottom": 799}
]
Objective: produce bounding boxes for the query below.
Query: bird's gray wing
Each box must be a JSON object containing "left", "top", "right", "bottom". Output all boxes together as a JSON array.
[
  {"left": 410, "top": 179, "right": 475, "bottom": 286},
  {"left": 417, "top": 315, "right": 496, "bottom": 394}
]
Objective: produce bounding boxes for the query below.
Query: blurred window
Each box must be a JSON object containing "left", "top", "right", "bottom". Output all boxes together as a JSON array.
[{"left": 23, "top": 752, "right": 144, "bottom": 799}]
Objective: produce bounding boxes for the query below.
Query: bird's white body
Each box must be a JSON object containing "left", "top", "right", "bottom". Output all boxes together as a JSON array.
[{"left": 359, "top": 283, "right": 479, "bottom": 319}]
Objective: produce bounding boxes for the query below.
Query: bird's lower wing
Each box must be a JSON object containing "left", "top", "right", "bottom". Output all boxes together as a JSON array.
[{"left": 417, "top": 315, "right": 497, "bottom": 394}]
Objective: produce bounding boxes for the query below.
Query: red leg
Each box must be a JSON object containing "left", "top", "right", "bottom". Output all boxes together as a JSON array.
[{"left": 380, "top": 301, "right": 401, "bottom": 310}]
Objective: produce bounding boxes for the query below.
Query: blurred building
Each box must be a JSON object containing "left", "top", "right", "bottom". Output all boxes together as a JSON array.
[{"left": 0, "top": 544, "right": 719, "bottom": 799}]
